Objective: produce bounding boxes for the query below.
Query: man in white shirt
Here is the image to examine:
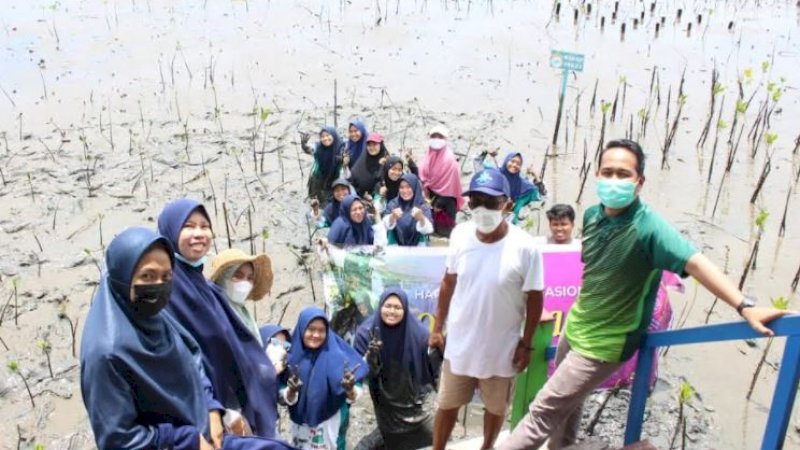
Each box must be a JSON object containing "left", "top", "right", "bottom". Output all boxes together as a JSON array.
[{"left": 429, "top": 169, "right": 545, "bottom": 450}]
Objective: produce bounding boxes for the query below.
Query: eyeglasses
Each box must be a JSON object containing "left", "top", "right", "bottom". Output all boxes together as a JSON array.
[
  {"left": 468, "top": 194, "right": 506, "bottom": 210},
  {"left": 270, "top": 338, "right": 291, "bottom": 351}
]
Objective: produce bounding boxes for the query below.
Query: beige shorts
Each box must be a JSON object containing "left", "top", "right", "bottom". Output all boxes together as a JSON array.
[{"left": 436, "top": 359, "right": 515, "bottom": 416}]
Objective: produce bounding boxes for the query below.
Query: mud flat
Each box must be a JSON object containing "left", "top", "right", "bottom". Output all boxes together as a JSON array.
[{"left": 0, "top": 1, "right": 799, "bottom": 449}]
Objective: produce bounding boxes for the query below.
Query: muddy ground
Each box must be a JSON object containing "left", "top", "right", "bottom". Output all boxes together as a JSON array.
[{"left": 1, "top": 0, "right": 799, "bottom": 449}]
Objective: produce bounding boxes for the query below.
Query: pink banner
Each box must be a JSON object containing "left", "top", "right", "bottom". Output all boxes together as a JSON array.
[{"left": 541, "top": 245, "right": 679, "bottom": 389}]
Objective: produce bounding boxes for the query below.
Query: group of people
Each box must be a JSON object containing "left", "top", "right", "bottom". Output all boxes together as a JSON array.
[
  {"left": 80, "top": 136, "right": 790, "bottom": 450},
  {"left": 303, "top": 121, "right": 547, "bottom": 247}
]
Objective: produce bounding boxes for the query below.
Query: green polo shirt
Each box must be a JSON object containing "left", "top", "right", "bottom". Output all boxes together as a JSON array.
[{"left": 564, "top": 198, "right": 697, "bottom": 363}]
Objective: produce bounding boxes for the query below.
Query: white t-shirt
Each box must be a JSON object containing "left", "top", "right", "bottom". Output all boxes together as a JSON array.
[{"left": 444, "top": 221, "right": 544, "bottom": 378}]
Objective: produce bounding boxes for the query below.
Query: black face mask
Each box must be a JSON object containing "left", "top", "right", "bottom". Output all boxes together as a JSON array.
[{"left": 131, "top": 282, "right": 172, "bottom": 318}]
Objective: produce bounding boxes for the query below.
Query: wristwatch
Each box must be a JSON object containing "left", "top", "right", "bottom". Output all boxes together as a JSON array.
[{"left": 736, "top": 296, "right": 756, "bottom": 316}]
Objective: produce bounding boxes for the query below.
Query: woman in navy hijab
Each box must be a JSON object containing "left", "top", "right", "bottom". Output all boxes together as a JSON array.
[
  {"left": 302, "top": 126, "right": 345, "bottom": 205},
  {"left": 344, "top": 119, "right": 368, "bottom": 170},
  {"left": 327, "top": 194, "right": 375, "bottom": 246},
  {"left": 80, "top": 227, "right": 294, "bottom": 450},
  {"left": 282, "top": 306, "right": 369, "bottom": 449},
  {"left": 353, "top": 288, "right": 437, "bottom": 450},
  {"left": 382, "top": 173, "right": 433, "bottom": 246},
  {"left": 158, "top": 199, "right": 280, "bottom": 438}
]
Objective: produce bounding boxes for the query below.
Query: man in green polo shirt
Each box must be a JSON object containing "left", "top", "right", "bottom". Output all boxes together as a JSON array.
[{"left": 500, "top": 139, "right": 791, "bottom": 450}]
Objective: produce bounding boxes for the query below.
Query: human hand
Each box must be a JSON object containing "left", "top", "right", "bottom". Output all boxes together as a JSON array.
[
  {"left": 208, "top": 410, "right": 224, "bottom": 449},
  {"left": 512, "top": 340, "right": 532, "bottom": 372},
  {"left": 342, "top": 152, "right": 350, "bottom": 167},
  {"left": 428, "top": 331, "right": 445, "bottom": 353},
  {"left": 199, "top": 435, "right": 215, "bottom": 450},
  {"left": 310, "top": 198, "right": 320, "bottom": 213},
  {"left": 392, "top": 207, "right": 403, "bottom": 219},
  {"left": 299, "top": 131, "right": 310, "bottom": 147},
  {"left": 741, "top": 307, "right": 795, "bottom": 337},
  {"left": 379, "top": 156, "right": 387, "bottom": 165},
  {"left": 287, "top": 365, "right": 304, "bottom": 394},
  {"left": 366, "top": 328, "right": 383, "bottom": 371},
  {"left": 341, "top": 364, "right": 359, "bottom": 394},
  {"left": 526, "top": 165, "right": 540, "bottom": 181},
  {"left": 412, "top": 207, "right": 424, "bottom": 221},
  {"left": 228, "top": 415, "right": 252, "bottom": 436},
  {"left": 379, "top": 186, "right": 387, "bottom": 197},
  {"left": 404, "top": 150, "right": 414, "bottom": 162},
  {"left": 488, "top": 148, "right": 499, "bottom": 157}
]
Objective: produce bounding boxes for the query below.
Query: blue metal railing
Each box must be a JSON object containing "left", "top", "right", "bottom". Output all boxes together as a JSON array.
[{"left": 623, "top": 315, "right": 800, "bottom": 450}]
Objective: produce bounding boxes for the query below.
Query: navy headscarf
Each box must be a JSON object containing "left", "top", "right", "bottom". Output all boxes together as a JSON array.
[
  {"left": 260, "top": 324, "right": 291, "bottom": 351},
  {"left": 346, "top": 120, "right": 368, "bottom": 169},
  {"left": 287, "top": 307, "right": 369, "bottom": 427},
  {"left": 327, "top": 194, "right": 375, "bottom": 245},
  {"left": 314, "top": 126, "right": 344, "bottom": 182},
  {"left": 323, "top": 178, "right": 353, "bottom": 226},
  {"left": 500, "top": 152, "right": 537, "bottom": 201},
  {"left": 80, "top": 227, "right": 214, "bottom": 450},
  {"left": 158, "top": 199, "right": 279, "bottom": 438},
  {"left": 354, "top": 288, "right": 433, "bottom": 388},
  {"left": 386, "top": 173, "right": 432, "bottom": 246}
]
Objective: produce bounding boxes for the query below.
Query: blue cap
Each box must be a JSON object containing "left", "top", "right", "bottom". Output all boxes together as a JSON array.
[{"left": 463, "top": 169, "right": 510, "bottom": 198}]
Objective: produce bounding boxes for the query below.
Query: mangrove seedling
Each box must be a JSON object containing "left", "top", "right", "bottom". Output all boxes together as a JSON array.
[
  {"left": 746, "top": 296, "right": 790, "bottom": 400},
  {"left": 8, "top": 361, "right": 35, "bottom": 408},
  {"left": 38, "top": 338, "right": 54, "bottom": 379},
  {"left": 58, "top": 305, "right": 79, "bottom": 358}
]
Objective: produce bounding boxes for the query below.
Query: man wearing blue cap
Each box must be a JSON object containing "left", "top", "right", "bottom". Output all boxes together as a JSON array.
[{"left": 429, "top": 169, "right": 545, "bottom": 450}]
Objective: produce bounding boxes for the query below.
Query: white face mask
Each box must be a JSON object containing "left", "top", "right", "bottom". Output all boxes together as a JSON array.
[
  {"left": 226, "top": 280, "right": 253, "bottom": 305},
  {"left": 429, "top": 138, "right": 446, "bottom": 150},
  {"left": 472, "top": 207, "right": 504, "bottom": 234}
]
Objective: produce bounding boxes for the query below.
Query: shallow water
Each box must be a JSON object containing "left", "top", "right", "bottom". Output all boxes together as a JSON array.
[{"left": 1, "top": 0, "right": 799, "bottom": 448}]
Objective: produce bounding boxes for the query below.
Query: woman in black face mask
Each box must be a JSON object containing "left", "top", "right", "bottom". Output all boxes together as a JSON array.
[{"left": 80, "top": 227, "right": 295, "bottom": 450}]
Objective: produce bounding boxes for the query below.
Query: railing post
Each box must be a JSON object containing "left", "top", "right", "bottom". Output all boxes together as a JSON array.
[
  {"left": 624, "top": 344, "right": 654, "bottom": 445},
  {"left": 761, "top": 334, "right": 800, "bottom": 450}
]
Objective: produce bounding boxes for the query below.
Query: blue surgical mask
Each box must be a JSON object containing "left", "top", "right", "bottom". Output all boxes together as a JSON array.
[
  {"left": 596, "top": 178, "right": 637, "bottom": 209},
  {"left": 174, "top": 253, "right": 208, "bottom": 268}
]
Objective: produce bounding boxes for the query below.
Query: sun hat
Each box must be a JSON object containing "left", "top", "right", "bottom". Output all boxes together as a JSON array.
[
  {"left": 428, "top": 125, "right": 449, "bottom": 139},
  {"left": 209, "top": 248, "right": 273, "bottom": 300}
]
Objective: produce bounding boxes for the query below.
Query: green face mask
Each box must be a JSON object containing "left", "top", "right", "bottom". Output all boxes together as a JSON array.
[{"left": 596, "top": 178, "right": 637, "bottom": 209}]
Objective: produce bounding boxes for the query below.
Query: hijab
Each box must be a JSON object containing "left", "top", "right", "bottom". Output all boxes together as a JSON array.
[
  {"left": 500, "top": 152, "right": 537, "bottom": 201},
  {"left": 259, "top": 324, "right": 291, "bottom": 351},
  {"left": 323, "top": 178, "right": 353, "bottom": 226},
  {"left": 381, "top": 156, "right": 404, "bottom": 202},
  {"left": 80, "top": 227, "right": 208, "bottom": 449},
  {"left": 418, "top": 139, "right": 464, "bottom": 209},
  {"left": 354, "top": 288, "right": 433, "bottom": 388},
  {"left": 346, "top": 120, "right": 368, "bottom": 169},
  {"left": 157, "top": 199, "right": 279, "bottom": 438},
  {"left": 287, "top": 307, "right": 369, "bottom": 427},
  {"left": 327, "top": 194, "right": 375, "bottom": 246},
  {"left": 386, "top": 173, "right": 432, "bottom": 246},
  {"left": 349, "top": 142, "right": 389, "bottom": 196},
  {"left": 314, "top": 126, "right": 344, "bottom": 182}
]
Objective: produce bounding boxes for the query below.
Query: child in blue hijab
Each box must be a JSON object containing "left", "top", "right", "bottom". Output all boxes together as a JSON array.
[
  {"left": 282, "top": 307, "right": 369, "bottom": 450},
  {"left": 158, "top": 199, "right": 280, "bottom": 438},
  {"left": 344, "top": 120, "right": 368, "bottom": 170},
  {"left": 382, "top": 173, "right": 433, "bottom": 246},
  {"left": 353, "top": 288, "right": 437, "bottom": 450},
  {"left": 80, "top": 227, "right": 294, "bottom": 450},
  {"left": 302, "top": 126, "right": 345, "bottom": 205}
]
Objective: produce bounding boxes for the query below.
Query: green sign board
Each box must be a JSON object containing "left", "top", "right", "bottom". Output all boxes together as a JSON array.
[{"left": 549, "top": 50, "right": 585, "bottom": 72}]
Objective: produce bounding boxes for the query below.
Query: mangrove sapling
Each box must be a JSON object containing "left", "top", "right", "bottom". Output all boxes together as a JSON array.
[
  {"left": 697, "top": 70, "right": 722, "bottom": 148},
  {"left": 792, "top": 263, "right": 799, "bottom": 292},
  {"left": 8, "top": 361, "right": 35, "bottom": 408},
  {"left": 586, "top": 386, "right": 620, "bottom": 436},
  {"left": 12, "top": 276, "right": 19, "bottom": 326},
  {"left": 247, "top": 208, "right": 255, "bottom": 255},
  {"left": 589, "top": 78, "right": 598, "bottom": 115},
  {"left": 38, "top": 339, "right": 54, "bottom": 379},
  {"left": 707, "top": 102, "right": 727, "bottom": 184},
  {"left": 0, "top": 334, "right": 8, "bottom": 351},
  {"left": 58, "top": 306, "right": 79, "bottom": 358},
  {"left": 222, "top": 202, "right": 233, "bottom": 249},
  {"left": 746, "top": 296, "right": 789, "bottom": 400},
  {"left": 0, "top": 166, "right": 5, "bottom": 186},
  {"left": 750, "top": 146, "right": 773, "bottom": 204},
  {"left": 669, "top": 381, "right": 693, "bottom": 450},
  {"left": 26, "top": 173, "right": 34, "bottom": 201},
  {"left": 778, "top": 183, "right": 791, "bottom": 238},
  {"left": 738, "top": 210, "right": 768, "bottom": 290}
]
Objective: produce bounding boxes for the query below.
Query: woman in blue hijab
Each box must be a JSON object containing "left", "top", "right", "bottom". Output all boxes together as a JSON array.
[
  {"left": 382, "top": 173, "right": 433, "bottom": 246},
  {"left": 327, "top": 194, "right": 375, "bottom": 246},
  {"left": 158, "top": 199, "right": 280, "bottom": 438},
  {"left": 302, "top": 126, "right": 345, "bottom": 205},
  {"left": 80, "top": 227, "right": 294, "bottom": 450},
  {"left": 282, "top": 307, "right": 369, "bottom": 449},
  {"left": 353, "top": 288, "right": 437, "bottom": 450},
  {"left": 498, "top": 152, "right": 545, "bottom": 224},
  {"left": 345, "top": 120, "right": 368, "bottom": 170}
]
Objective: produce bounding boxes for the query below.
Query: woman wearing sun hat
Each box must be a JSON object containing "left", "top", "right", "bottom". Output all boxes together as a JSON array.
[{"left": 210, "top": 248, "right": 274, "bottom": 346}]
